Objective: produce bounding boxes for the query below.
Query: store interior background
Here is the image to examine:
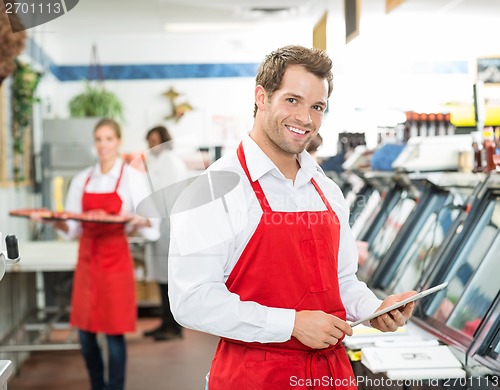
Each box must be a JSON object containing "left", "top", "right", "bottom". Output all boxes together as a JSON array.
[
  {"left": 23, "top": 0, "right": 500, "bottom": 150},
  {"left": 2, "top": 0, "right": 500, "bottom": 254},
  {"left": 1, "top": 0, "right": 500, "bottom": 387}
]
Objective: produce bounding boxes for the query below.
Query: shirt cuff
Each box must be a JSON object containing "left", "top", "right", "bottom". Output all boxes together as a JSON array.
[
  {"left": 266, "top": 308, "right": 296, "bottom": 342},
  {"left": 362, "top": 298, "right": 383, "bottom": 327}
]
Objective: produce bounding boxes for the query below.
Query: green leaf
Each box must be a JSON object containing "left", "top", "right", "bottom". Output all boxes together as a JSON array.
[{"left": 69, "top": 82, "right": 124, "bottom": 120}]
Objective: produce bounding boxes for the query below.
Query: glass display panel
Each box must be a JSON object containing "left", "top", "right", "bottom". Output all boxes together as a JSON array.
[
  {"left": 426, "top": 199, "right": 500, "bottom": 337},
  {"left": 358, "top": 194, "right": 417, "bottom": 281},
  {"left": 357, "top": 188, "right": 401, "bottom": 243},
  {"left": 389, "top": 206, "right": 459, "bottom": 293},
  {"left": 493, "top": 337, "right": 500, "bottom": 358},
  {"left": 350, "top": 186, "right": 375, "bottom": 226},
  {"left": 446, "top": 234, "right": 499, "bottom": 336},
  {"left": 388, "top": 193, "right": 466, "bottom": 293},
  {"left": 351, "top": 190, "right": 381, "bottom": 239}
]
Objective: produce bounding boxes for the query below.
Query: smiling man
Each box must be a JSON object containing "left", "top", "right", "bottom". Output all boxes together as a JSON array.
[{"left": 168, "top": 45, "right": 415, "bottom": 390}]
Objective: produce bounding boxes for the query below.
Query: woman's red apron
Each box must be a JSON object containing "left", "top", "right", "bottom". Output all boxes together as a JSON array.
[
  {"left": 70, "top": 163, "right": 137, "bottom": 335},
  {"left": 208, "top": 144, "right": 356, "bottom": 390}
]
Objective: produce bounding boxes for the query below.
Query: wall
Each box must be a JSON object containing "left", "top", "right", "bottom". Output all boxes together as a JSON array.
[
  {"left": 320, "top": 0, "right": 500, "bottom": 154},
  {"left": 28, "top": 20, "right": 316, "bottom": 154},
  {"left": 19, "top": 0, "right": 500, "bottom": 158},
  {"left": 46, "top": 77, "right": 257, "bottom": 153}
]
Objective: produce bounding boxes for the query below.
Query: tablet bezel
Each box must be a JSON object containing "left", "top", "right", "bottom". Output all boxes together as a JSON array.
[{"left": 350, "top": 282, "right": 449, "bottom": 328}]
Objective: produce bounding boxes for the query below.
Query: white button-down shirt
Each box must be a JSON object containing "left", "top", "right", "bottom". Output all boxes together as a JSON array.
[
  {"left": 168, "top": 134, "right": 381, "bottom": 343},
  {"left": 61, "top": 159, "right": 160, "bottom": 242}
]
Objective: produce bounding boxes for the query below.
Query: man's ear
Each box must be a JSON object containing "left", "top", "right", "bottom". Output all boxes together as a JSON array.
[{"left": 255, "top": 85, "right": 267, "bottom": 112}]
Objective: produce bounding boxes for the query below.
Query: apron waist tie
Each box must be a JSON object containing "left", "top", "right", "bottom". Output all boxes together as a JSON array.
[
  {"left": 222, "top": 337, "right": 343, "bottom": 354},
  {"left": 305, "top": 347, "right": 340, "bottom": 389},
  {"left": 223, "top": 338, "right": 343, "bottom": 389}
]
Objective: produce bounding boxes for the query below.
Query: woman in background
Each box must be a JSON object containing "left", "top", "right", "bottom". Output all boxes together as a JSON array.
[
  {"left": 41, "top": 118, "right": 159, "bottom": 390},
  {"left": 143, "top": 125, "right": 188, "bottom": 341}
]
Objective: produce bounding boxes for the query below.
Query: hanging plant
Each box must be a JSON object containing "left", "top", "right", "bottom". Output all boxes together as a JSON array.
[
  {"left": 68, "top": 82, "right": 124, "bottom": 120},
  {"left": 0, "top": 3, "right": 27, "bottom": 85},
  {"left": 68, "top": 44, "right": 124, "bottom": 121},
  {"left": 11, "top": 59, "right": 43, "bottom": 182}
]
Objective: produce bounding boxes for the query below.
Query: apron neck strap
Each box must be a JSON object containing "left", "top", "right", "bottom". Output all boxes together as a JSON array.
[
  {"left": 236, "top": 142, "right": 333, "bottom": 213},
  {"left": 114, "top": 162, "right": 125, "bottom": 192},
  {"left": 83, "top": 161, "right": 126, "bottom": 193},
  {"left": 236, "top": 142, "right": 271, "bottom": 213},
  {"left": 310, "top": 178, "right": 334, "bottom": 213}
]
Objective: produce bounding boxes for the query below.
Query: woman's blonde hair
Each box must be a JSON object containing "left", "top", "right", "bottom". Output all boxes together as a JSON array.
[{"left": 94, "top": 118, "right": 121, "bottom": 139}]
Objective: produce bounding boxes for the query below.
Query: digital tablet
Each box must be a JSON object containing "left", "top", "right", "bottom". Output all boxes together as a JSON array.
[{"left": 350, "top": 282, "right": 449, "bottom": 327}]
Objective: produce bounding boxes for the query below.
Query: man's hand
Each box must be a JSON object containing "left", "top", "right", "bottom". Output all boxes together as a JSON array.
[
  {"left": 292, "top": 310, "right": 353, "bottom": 349},
  {"left": 370, "top": 291, "right": 416, "bottom": 332}
]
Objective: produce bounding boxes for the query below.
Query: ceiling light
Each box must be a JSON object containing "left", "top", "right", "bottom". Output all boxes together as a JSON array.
[{"left": 165, "top": 22, "right": 253, "bottom": 33}]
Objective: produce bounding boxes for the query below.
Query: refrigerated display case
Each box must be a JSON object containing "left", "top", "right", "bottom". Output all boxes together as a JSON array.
[
  {"left": 356, "top": 173, "right": 422, "bottom": 282},
  {"left": 467, "top": 294, "right": 500, "bottom": 381},
  {"left": 369, "top": 173, "right": 486, "bottom": 295},
  {"left": 413, "top": 174, "right": 500, "bottom": 353}
]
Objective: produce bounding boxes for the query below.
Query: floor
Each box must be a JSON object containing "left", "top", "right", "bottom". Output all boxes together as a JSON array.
[{"left": 7, "top": 318, "right": 219, "bottom": 390}]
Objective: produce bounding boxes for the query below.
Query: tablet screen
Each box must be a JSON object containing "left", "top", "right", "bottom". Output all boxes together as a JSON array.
[{"left": 350, "top": 282, "right": 449, "bottom": 327}]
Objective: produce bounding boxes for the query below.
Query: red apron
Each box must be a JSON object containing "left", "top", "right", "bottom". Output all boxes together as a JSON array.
[
  {"left": 70, "top": 163, "right": 136, "bottom": 335},
  {"left": 208, "top": 144, "right": 356, "bottom": 390}
]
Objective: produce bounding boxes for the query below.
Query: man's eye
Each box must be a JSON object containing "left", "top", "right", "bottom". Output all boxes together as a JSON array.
[
  {"left": 287, "top": 98, "right": 297, "bottom": 103},
  {"left": 313, "top": 105, "right": 325, "bottom": 112}
]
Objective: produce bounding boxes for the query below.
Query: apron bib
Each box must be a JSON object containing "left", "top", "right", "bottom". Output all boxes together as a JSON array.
[
  {"left": 208, "top": 144, "right": 356, "bottom": 390},
  {"left": 70, "top": 163, "right": 137, "bottom": 334}
]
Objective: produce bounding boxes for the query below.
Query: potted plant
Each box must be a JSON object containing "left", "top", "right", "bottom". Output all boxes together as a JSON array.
[{"left": 68, "top": 82, "right": 124, "bottom": 120}]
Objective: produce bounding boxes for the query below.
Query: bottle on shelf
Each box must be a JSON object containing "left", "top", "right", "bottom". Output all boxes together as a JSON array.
[
  {"left": 418, "top": 113, "right": 428, "bottom": 136},
  {"left": 483, "top": 127, "right": 496, "bottom": 172},
  {"left": 437, "top": 113, "right": 447, "bottom": 136},
  {"left": 427, "top": 113, "right": 436, "bottom": 136},
  {"left": 445, "top": 113, "right": 455, "bottom": 135},
  {"left": 403, "top": 112, "right": 412, "bottom": 142},
  {"left": 472, "top": 141, "right": 483, "bottom": 173},
  {"left": 495, "top": 127, "right": 500, "bottom": 155},
  {"left": 410, "top": 112, "right": 419, "bottom": 139}
]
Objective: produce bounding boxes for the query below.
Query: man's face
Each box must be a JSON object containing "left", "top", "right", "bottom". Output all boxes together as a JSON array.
[{"left": 260, "top": 65, "right": 328, "bottom": 156}]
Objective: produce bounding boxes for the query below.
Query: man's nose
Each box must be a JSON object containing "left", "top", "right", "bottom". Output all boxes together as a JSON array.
[{"left": 294, "top": 107, "right": 312, "bottom": 125}]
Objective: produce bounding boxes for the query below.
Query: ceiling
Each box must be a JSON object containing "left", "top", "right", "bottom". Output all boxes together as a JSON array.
[{"left": 40, "top": 0, "right": 500, "bottom": 35}]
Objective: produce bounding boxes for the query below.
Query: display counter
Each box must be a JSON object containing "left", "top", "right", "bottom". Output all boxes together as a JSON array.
[
  {"left": 353, "top": 172, "right": 499, "bottom": 388},
  {"left": 0, "top": 240, "right": 80, "bottom": 355},
  {"left": 0, "top": 360, "right": 13, "bottom": 390},
  {"left": 6, "top": 240, "right": 78, "bottom": 273}
]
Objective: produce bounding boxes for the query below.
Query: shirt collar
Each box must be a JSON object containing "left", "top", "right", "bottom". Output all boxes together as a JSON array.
[
  {"left": 92, "top": 158, "right": 123, "bottom": 179},
  {"left": 297, "top": 150, "right": 326, "bottom": 179},
  {"left": 241, "top": 134, "right": 275, "bottom": 182},
  {"left": 241, "top": 133, "right": 325, "bottom": 183}
]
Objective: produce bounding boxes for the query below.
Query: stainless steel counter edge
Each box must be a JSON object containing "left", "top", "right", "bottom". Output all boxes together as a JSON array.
[{"left": 0, "top": 360, "right": 13, "bottom": 389}]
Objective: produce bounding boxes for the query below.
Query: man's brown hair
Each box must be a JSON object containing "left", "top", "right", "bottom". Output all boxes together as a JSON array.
[{"left": 253, "top": 45, "right": 333, "bottom": 117}]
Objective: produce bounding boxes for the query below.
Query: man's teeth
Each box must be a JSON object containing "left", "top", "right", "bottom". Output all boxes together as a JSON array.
[{"left": 288, "top": 126, "right": 306, "bottom": 135}]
